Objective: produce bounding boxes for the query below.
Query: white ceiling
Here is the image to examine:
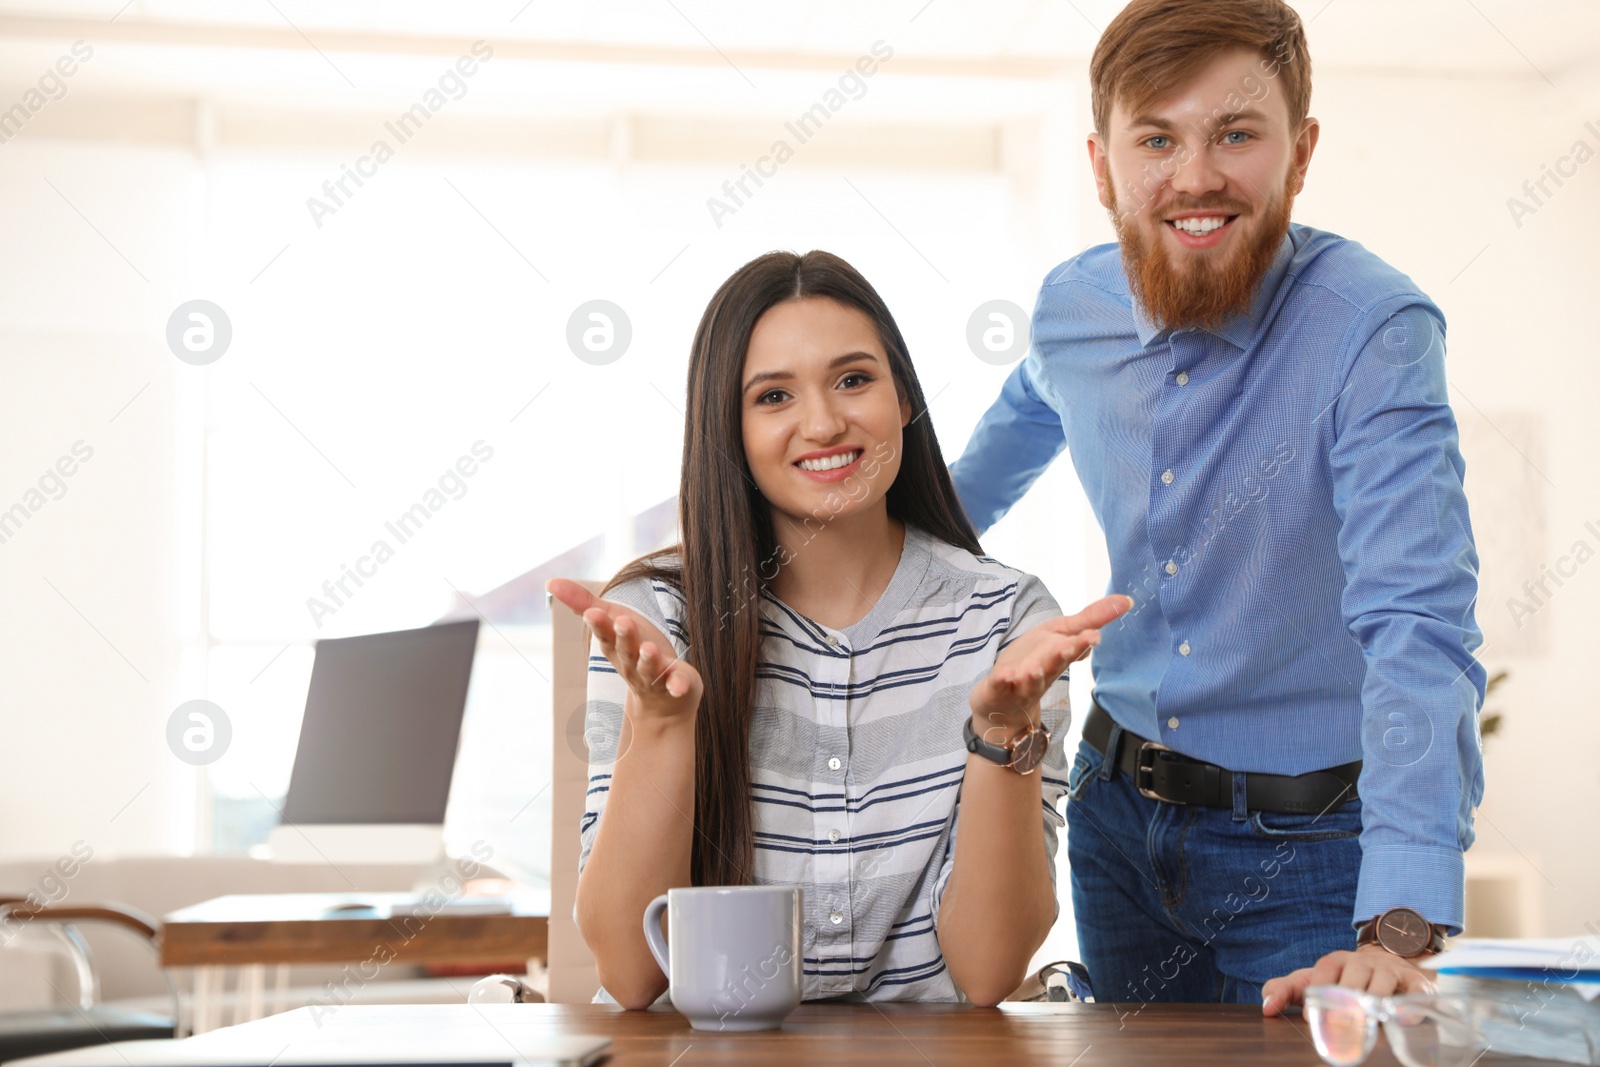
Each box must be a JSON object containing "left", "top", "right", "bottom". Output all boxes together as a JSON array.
[
  {"left": 0, "top": 0, "right": 1593, "bottom": 117},
  {"left": 0, "top": 0, "right": 1595, "bottom": 70}
]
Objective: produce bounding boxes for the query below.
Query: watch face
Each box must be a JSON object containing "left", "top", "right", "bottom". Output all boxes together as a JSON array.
[
  {"left": 1376, "top": 908, "right": 1431, "bottom": 956},
  {"left": 1008, "top": 727, "right": 1049, "bottom": 774}
]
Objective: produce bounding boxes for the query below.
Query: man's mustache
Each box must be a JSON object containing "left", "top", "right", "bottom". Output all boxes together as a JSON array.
[{"left": 1149, "top": 200, "right": 1250, "bottom": 218}]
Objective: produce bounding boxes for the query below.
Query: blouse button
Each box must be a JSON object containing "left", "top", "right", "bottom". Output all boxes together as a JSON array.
[
  {"left": 824, "top": 634, "right": 839, "bottom": 646},
  {"left": 829, "top": 911, "right": 844, "bottom": 925},
  {"left": 828, "top": 829, "right": 841, "bottom": 844},
  {"left": 827, "top": 757, "right": 842, "bottom": 771}
]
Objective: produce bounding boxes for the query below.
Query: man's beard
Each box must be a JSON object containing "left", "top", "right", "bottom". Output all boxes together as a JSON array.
[{"left": 1108, "top": 170, "right": 1295, "bottom": 333}]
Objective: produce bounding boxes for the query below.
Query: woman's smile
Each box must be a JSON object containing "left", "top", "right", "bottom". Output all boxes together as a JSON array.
[{"left": 793, "top": 446, "right": 865, "bottom": 481}]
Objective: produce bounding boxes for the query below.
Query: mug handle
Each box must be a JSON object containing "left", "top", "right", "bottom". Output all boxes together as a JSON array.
[{"left": 642, "top": 893, "right": 671, "bottom": 978}]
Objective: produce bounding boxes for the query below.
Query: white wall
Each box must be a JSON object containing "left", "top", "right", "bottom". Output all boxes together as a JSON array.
[{"left": 1, "top": 142, "right": 202, "bottom": 861}]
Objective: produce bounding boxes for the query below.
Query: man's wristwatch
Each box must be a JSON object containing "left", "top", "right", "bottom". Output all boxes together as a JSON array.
[
  {"left": 1355, "top": 906, "right": 1448, "bottom": 958},
  {"left": 963, "top": 716, "right": 1051, "bottom": 775}
]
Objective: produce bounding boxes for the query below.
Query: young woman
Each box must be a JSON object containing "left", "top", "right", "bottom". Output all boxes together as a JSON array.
[{"left": 548, "top": 250, "right": 1129, "bottom": 1008}]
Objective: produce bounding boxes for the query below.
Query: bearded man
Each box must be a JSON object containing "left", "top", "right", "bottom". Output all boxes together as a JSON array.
[{"left": 951, "top": 0, "right": 1485, "bottom": 1015}]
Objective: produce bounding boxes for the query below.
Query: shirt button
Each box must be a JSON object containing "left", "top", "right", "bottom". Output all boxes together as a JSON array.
[
  {"left": 1175, "top": 371, "right": 1190, "bottom": 386},
  {"left": 1164, "top": 560, "right": 1178, "bottom": 575},
  {"left": 827, "top": 757, "right": 842, "bottom": 771},
  {"left": 1161, "top": 470, "right": 1174, "bottom": 485},
  {"left": 1179, "top": 641, "right": 1191, "bottom": 656},
  {"left": 824, "top": 634, "right": 839, "bottom": 646},
  {"left": 828, "top": 829, "right": 841, "bottom": 844},
  {"left": 829, "top": 911, "right": 844, "bottom": 925},
  {"left": 1168, "top": 716, "right": 1181, "bottom": 729}
]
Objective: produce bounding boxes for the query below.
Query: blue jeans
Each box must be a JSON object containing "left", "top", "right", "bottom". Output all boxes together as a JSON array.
[{"left": 1065, "top": 733, "right": 1361, "bottom": 1007}]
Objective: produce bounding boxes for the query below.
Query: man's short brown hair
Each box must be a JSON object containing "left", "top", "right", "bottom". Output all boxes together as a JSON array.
[{"left": 1090, "top": 0, "right": 1312, "bottom": 139}]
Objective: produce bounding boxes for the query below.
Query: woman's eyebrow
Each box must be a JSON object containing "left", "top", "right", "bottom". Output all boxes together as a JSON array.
[{"left": 743, "top": 350, "right": 880, "bottom": 392}]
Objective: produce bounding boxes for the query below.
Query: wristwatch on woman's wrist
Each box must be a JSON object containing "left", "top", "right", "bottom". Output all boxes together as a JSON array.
[
  {"left": 1355, "top": 906, "right": 1448, "bottom": 958},
  {"left": 963, "top": 715, "right": 1051, "bottom": 775}
]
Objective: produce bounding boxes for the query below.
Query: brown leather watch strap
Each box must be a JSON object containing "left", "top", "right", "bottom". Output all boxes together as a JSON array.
[{"left": 1355, "top": 907, "right": 1447, "bottom": 958}]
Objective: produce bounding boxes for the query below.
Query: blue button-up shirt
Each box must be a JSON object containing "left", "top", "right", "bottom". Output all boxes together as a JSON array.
[{"left": 951, "top": 223, "right": 1485, "bottom": 931}]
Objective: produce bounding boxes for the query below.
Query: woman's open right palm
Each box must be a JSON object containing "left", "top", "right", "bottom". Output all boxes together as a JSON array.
[{"left": 547, "top": 578, "right": 702, "bottom": 724}]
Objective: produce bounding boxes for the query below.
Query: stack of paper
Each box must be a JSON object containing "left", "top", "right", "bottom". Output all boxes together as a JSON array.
[{"left": 1424, "top": 935, "right": 1600, "bottom": 1065}]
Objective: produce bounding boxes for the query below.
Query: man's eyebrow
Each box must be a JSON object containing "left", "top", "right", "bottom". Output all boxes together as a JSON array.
[
  {"left": 744, "top": 351, "right": 880, "bottom": 392},
  {"left": 1127, "top": 107, "right": 1270, "bottom": 132},
  {"left": 1128, "top": 113, "right": 1178, "bottom": 131},
  {"left": 1212, "top": 107, "right": 1269, "bottom": 126}
]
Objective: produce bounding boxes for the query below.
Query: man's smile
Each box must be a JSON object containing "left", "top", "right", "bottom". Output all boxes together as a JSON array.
[{"left": 1164, "top": 212, "right": 1241, "bottom": 248}]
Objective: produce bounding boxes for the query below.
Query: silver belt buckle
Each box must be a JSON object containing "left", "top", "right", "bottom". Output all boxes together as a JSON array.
[{"left": 1134, "top": 740, "right": 1182, "bottom": 803}]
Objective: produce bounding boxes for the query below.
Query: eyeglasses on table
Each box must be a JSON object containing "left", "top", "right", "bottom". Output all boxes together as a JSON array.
[{"left": 1305, "top": 983, "right": 1597, "bottom": 1067}]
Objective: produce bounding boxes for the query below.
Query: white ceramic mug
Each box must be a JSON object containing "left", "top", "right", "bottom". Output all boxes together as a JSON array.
[{"left": 642, "top": 885, "right": 803, "bottom": 1031}]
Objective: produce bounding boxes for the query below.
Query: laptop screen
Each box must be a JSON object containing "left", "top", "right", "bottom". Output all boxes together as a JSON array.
[{"left": 281, "top": 619, "right": 480, "bottom": 825}]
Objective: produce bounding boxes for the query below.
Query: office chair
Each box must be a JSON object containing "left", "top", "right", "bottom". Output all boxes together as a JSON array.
[{"left": 0, "top": 897, "right": 177, "bottom": 1062}]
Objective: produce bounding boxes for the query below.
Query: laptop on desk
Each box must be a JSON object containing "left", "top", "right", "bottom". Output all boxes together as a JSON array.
[{"left": 9, "top": 1005, "right": 610, "bottom": 1067}]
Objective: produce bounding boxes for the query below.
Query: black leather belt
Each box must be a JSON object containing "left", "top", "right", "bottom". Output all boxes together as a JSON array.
[{"left": 1082, "top": 702, "right": 1359, "bottom": 815}]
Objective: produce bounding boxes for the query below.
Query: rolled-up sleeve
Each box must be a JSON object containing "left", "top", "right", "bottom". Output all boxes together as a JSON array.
[{"left": 1328, "top": 300, "right": 1486, "bottom": 933}]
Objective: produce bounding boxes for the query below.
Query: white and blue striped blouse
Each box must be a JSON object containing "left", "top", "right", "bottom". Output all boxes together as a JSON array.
[{"left": 577, "top": 522, "right": 1071, "bottom": 1002}]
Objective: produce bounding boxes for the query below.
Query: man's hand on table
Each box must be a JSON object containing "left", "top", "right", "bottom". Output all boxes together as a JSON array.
[{"left": 1261, "top": 944, "right": 1437, "bottom": 1016}]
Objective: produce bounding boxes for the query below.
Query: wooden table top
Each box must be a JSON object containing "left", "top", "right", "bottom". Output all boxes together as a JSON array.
[
  {"left": 159, "top": 892, "right": 549, "bottom": 967},
  {"left": 529, "top": 1001, "right": 1551, "bottom": 1066},
  {"left": 48, "top": 1001, "right": 1559, "bottom": 1066}
]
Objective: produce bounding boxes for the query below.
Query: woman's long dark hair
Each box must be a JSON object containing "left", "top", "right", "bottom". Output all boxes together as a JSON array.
[{"left": 603, "top": 250, "right": 981, "bottom": 886}]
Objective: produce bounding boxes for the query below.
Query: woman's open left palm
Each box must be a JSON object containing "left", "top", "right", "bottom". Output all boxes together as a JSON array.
[{"left": 969, "top": 594, "right": 1133, "bottom": 729}]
